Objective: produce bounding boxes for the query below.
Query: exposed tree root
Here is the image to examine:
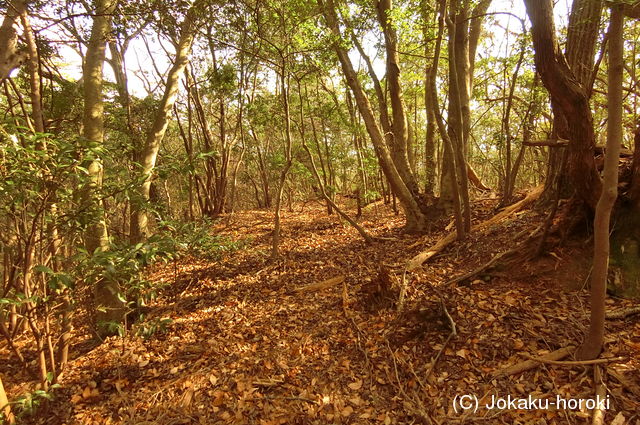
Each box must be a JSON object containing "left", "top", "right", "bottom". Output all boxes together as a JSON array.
[
  {"left": 521, "top": 355, "right": 625, "bottom": 366},
  {"left": 406, "top": 185, "right": 543, "bottom": 271},
  {"left": 492, "top": 346, "right": 574, "bottom": 378}
]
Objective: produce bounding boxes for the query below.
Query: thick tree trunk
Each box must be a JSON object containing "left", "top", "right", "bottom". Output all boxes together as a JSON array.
[
  {"left": 0, "top": 373, "right": 13, "bottom": 424},
  {"left": 524, "top": 0, "right": 601, "bottom": 210},
  {"left": 577, "top": 5, "right": 623, "bottom": 360},
  {"left": 130, "top": 5, "right": 198, "bottom": 243},
  {"left": 541, "top": 0, "right": 602, "bottom": 205},
  {"left": 629, "top": 122, "right": 640, "bottom": 207}
]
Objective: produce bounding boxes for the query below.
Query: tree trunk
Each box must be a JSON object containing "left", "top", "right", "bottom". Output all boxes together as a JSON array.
[
  {"left": 576, "top": 5, "right": 623, "bottom": 360},
  {"left": 130, "top": 4, "right": 198, "bottom": 243},
  {"left": 524, "top": 0, "right": 601, "bottom": 210},
  {"left": 0, "top": 0, "right": 26, "bottom": 82},
  {"left": 376, "top": 0, "right": 420, "bottom": 196},
  {"left": 431, "top": 0, "right": 464, "bottom": 239},
  {"left": 0, "top": 373, "right": 13, "bottom": 424},
  {"left": 271, "top": 67, "right": 293, "bottom": 259},
  {"left": 81, "top": 0, "right": 125, "bottom": 337},
  {"left": 318, "top": 0, "right": 428, "bottom": 232}
]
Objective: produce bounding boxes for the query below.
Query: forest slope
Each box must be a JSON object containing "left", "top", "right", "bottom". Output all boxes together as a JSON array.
[{"left": 5, "top": 197, "right": 639, "bottom": 425}]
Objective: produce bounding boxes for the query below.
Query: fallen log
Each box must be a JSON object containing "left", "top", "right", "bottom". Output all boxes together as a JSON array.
[
  {"left": 406, "top": 185, "right": 543, "bottom": 271},
  {"left": 467, "top": 163, "right": 491, "bottom": 191}
]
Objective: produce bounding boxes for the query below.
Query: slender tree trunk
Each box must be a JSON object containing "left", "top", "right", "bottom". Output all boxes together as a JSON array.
[
  {"left": 81, "top": 0, "right": 125, "bottom": 337},
  {"left": 431, "top": 0, "right": 464, "bottom": 239},
  {"left": 271, "top": 66, "right": 293, "bottom": 260},
  {"left": 576, "top": 5, "right": 623, "bottom": 361},
  {"left": 130, "top": 4, "right": 198, "bottom": 243},
  {"left": 319, "top": 0, "right": 428, "bottom": 232}
]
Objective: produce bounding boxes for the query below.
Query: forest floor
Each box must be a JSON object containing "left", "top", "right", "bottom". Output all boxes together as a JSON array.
[{"left": 6, "top": 195, "right": 640, "bottom": 425}]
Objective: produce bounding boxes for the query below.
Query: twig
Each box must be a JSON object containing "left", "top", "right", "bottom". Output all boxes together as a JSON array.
[
  {"left": 441, "top": 299, "right": 457, "bottom": 336},
  {"left": 592, "top": 366, "right": 606, "bottom": 425},
  {"left": 247, "top": 396, "right": 319, "bottom": 405}
]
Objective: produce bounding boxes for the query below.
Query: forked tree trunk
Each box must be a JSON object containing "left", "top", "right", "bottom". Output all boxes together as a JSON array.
[
  {"left": 130, "top": 4, "right": 199, "bottom": 243},
  {"left": 524, "top": 0, "right": 601, "bottom": 210},
  {"left": 376, "top": 0, "right": 420, "bottom": 196},
  {"left": 576, "top": 5, "right": 624, "bottom": 361},
  {"left": 542, "top": 0, "right": 602, "bottom": 204}
]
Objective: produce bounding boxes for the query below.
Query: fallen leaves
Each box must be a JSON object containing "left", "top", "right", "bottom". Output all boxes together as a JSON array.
[{"left": 22, "top": 201, "right": 639, "bottom": 425}]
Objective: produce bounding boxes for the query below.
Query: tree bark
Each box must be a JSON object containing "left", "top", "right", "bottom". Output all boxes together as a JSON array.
[
  {"left": 524, "top": 0, "right": 601, "bottom": 210},
  {"left": 576, "top": 4, "right": 624, "bottom": 361},
  {"left": 81, "top": 0, "right": 126, "bottom": 337},
  {"left": 0, "top": 0, "right": 26, "bottom": 82},
  {"left": 543, "top": 0, "right": 602, "bottom": 205},
  {"left": 376, "top": 0, "right": 420, "bottom": 196},
  {"left": 318, "top": 0, "right": 428, "bottom": 232},
  {"left": 130, "top": 3, "right": 199, "bottom": 243}
]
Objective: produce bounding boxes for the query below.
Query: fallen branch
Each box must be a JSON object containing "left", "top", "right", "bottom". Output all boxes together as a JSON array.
[
  {"left": 492, "top": 346, "right": 574, "bottom": 378},
  {"left": 293, "top": 276, "right": 345, "bottom": 293},
  {"left": 605, "top": 305, "right": 640, "bottom": 319},
  {"left": 424, "top": 299, "right": 457, "bottom": 381},
  {"left": 521, "top": 354, "right": 625, "bottom": 366},
  {"left": 407, "top": 185, "right": 543, "bottom": 271},
  {"left": 445, "top": 249, "right": 512, "bottom": 286},
  {"left": 523, "top": 138, "right": 569, "bottom": 147}
]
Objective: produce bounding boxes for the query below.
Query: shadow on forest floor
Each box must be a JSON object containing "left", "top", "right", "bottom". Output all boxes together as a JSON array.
[{"left": 6, "top": 197, "right": 640, "bottom": 425}]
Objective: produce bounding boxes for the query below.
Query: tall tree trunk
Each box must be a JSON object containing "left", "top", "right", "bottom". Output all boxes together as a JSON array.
[
  {"left": 318, "top": 0, "right": 428, "bottom": 232},
  {"left": 542, "top": 0, "right": 603, "bottom": 204},
  {"left": 376, "top": 0, "right": 420, "bottom": 196},
  {"left": 130, "top": 4, "right": 199, "bottom": 243},
  {"left": 271, "top": 65, "right": 293, "bottom": 259},
  {"left": 524, "top": 0, "right": 601, "bottom": 210},
  {"left": 421, "top": 0, "right": 437, "bottom": 198},
  {"left": 81, "top": 0, "right": 125, "bottom": 337},
  {"left": 577, "top": 5, "right": 623, "bottom": 360},
  {"left": 439, "top": 0, "right": 489, "bottom": 215},
  {"left": 431, "top": 0, "right": 464, "bottom": 239}
]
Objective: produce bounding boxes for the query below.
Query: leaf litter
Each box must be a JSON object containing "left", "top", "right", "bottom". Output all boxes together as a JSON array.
[{"left": 6, "top": 197, "right": 640, "bottom": 425}]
